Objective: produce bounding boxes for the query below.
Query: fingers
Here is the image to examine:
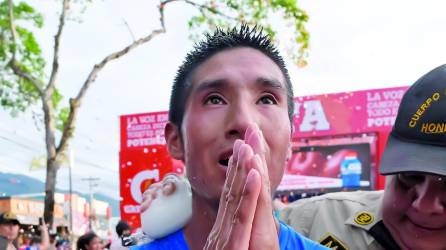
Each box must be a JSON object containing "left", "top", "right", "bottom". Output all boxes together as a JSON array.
[
  {"left": 245, "top": 123, "right": 265, "bottom": 155},
  {"left": 140, "top": 183, "right": 161, "bottom": 213},
  {"left": 219, "top": 144, "right": 254, "bottom": 233},
  {"left": 140, "top": 174, "right": 184, "bottom": 212},
  {"left": 205, "top": 142, "right": 256, "bottom": 249},
  {"left": 223, "top": 168, "right": 261, "bottom": 249},
  {"left": 161, "top": 174, "right": 179, "bottom": 196},
  {"left": 205, "top": 168, "right": 261, "bottom": 250},
  {"left": 243, "top": 125, "right": 280, "bottom": 249}
]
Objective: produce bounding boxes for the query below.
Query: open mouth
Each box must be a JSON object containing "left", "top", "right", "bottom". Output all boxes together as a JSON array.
[
  {"left": 218, "top": 151, "right": 232, "bottom": 167},
  {"left": 219, "top": 158, "right": 230, "bottom": 166}
]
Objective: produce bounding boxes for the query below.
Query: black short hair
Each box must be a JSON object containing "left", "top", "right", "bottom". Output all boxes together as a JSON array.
[
  {"left": 115, "top": 220, "right": 131, "bottom": 237},
  {"left": 76, "top": 232, "right": 98, "bottom": 250},
  {"left": 168, "top": 24, "right": 294, "bottom": 130}
]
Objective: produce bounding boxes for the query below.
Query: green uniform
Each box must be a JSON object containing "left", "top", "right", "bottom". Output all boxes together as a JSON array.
[{"left": 280, "top": 191, "right": 399, "bottom": 250}]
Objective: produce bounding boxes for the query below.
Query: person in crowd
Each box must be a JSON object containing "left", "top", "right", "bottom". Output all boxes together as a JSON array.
[
  {"left": 132, "top": 24, "right": 327, "bottom": 250},
  {"left": 55, "top": 227, "right": 70, "bottom": 250},
  {"left": 141, "top": 64, "right": 446, "bottom": 250},
  {"left": 76, "top": 232, "right": 104, "bottom": 250},
  {"left": 110, "top": 220, "right": 131, "bottom": 250},
  {"left": 0, "top": 211, "right": 21, "bottom": 250},
  {"left": 24, "top": 218, "right": 50, "bottom": 250},
  {"left": 48, "top": 232, "right": 57, "bottom": 250}
]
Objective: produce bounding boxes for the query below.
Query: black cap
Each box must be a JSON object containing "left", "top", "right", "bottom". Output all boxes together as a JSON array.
[
  {"left": 0, "top": 212, "right": 20, "bottom": 225},
  {"left": 116, "top": 220, "right": 131, "bottom": 237},
  {"left": 380, "top": 64, "right": 446, "bottom": 176}
]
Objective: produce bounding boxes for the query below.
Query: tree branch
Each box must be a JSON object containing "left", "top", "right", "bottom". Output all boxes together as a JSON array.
[
  {"left": 46, "top": 0, "right": 70, "bottom": 95},
  {"left": 56, "top": 97, "right": 77, "bottom": 156},
  {"left": 7, "top": 0, "right": 44, "bottom": 96},
  {"left": 8, "top": 0, "right": 18, "bottom": 57},
  {"left": 123, "top": 19, "right": 136, "bottom": 42},
  {"left": 58, "top": 0, "right": 191, "bottom": 153},
  {"left": 162, "top": 0, "right": 237, "bottom": 21},
  {"left": 8, "top": 60, "right": 44, "bottom": 95},
  {"left": 57, "top": 28, "right": 165, "bottom": 154}
]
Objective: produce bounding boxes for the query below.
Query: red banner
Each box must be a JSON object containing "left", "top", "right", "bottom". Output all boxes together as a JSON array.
[
  {"left": 119, "top": 112, "right": 184, "bottom": 228},
  {"left": 120, "top": 111, "right": 169, "bottom": 149},
  {"left": 119, "top": 146, "right": 184, "bottom": 228},
  {"left": 292, "top": 86, "right": 409, "bottom": 138}
]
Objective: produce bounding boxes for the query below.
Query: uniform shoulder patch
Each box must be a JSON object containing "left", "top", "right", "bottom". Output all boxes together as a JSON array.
[
  {"left": 354, "top": 211, "right": 374, "bottom": 225},
  {"left": 319, "top": 233, "right": 349, "bottom": 250}
]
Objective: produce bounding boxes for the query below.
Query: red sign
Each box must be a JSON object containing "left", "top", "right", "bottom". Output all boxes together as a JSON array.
[
  {"left": 292, "top": 86, "right": 409, "bottom": 138},
  {"left": 120, "top": 111, "right": 169, "bottom": 149},
  {"left": 119, "top": 112, "right": 184, "bottom": 228},
  {"left": 119, "top": 146, "right": 184, "bottom": 228}
]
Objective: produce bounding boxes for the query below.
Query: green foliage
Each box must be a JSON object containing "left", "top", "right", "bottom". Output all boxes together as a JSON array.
[
  {"left": 0, "top": 0, "right": 46, "bottom": 114},
  {"left": 56, "top": 106, "right": 69, "bottom": 131},
  {"left": 187, "top": 0, "right": 310, "bottom": 66}
]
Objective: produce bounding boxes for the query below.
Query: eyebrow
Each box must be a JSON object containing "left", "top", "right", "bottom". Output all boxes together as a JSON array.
[
  {"left": 194, "top": 79, "right": 228, "bottom": 93},
  {"left": 256, "top": 77, "right": 285, "bottom": 90},
  {"left": 194, "top": 77, "right": 285, "bottom": 93}
]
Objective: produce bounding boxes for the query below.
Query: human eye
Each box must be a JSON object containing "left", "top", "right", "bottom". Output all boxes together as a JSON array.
[
  {"left": 397, "top": 173, "right": 425, "bottom": 188},
  {"left": 204, "top": 94, "right": 226, "bottom": 105},
  {"left": 257, "top": 93, "right": 278, "bottom": 105}
]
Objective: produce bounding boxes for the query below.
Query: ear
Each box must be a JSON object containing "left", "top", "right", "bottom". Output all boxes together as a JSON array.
[{"left": 165, "top": 122, "right": 184, "bottom": 161}]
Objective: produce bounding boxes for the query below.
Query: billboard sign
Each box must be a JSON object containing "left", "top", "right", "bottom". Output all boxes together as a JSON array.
[
  {"left": 119, "top": 112, "right": 184, "bottom": 228},
  {"left": 293, "top": 86, "right": 408, "bottom": 138}
]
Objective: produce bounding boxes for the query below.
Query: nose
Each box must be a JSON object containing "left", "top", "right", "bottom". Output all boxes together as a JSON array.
[
  {"left": 411, "top": 179, "right": 445, "bottom": 214},
  {"left": 224, "top": 102, "right": 257, "bottom": 139}
]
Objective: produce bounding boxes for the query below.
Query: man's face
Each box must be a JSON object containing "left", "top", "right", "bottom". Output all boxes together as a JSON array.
[
  {"left": 167, "top": 47, "right": 291, "bottom": 203},
  {"left": 0, "top": 222, "right": 19, "bottom": 241},
  {"left": 382, "top": 173, "right": 446, "bottom": 250}
]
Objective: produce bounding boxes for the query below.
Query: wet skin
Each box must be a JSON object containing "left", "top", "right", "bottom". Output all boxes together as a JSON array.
[
  {"left": 164, "top": 47, "right": 292, "bottom": 249},
  {"left": 382, "top": 173, "right": 446, "bottom": 250}
]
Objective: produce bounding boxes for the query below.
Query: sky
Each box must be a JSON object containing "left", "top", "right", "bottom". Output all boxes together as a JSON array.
[{"left": 1, "top": 0, "right": 446, "bottom": 201}]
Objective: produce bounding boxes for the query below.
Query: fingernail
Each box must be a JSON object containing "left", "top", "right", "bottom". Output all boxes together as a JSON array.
[
  {"left": 233, "top": 140, "right": 243, "bottom": 159},
  {"left": 247, "top": 168, "right": 259, "bottom": 183}
]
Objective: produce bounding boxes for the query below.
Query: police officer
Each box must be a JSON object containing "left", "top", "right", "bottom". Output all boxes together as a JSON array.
[
  {"left": 281, "top": 64, "right": 446, "bottom": 250},
  {"left": 0, "top": 211, "right": 21, "bottom": 250}
]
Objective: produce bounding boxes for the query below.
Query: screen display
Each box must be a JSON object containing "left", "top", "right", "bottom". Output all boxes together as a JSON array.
[{"left": 278, "top": 142, "right": 372, "bottom": 193}]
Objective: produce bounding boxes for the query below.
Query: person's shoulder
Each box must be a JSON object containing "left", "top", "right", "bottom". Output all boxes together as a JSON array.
[
  {"left": 130, "top": 229, "right": 187, "bottom": 250},
  {"left": 279, "top": 221, "right": 329, "bottom": 250},
  {"left": 280, "top": 190, "right": 384, "bottom": 229},
  {"left": 288, "top": 190, "right": 383, "bottom": 209},
  {"left": 0, "top": 236, "right": 7, "bottom": 250}
]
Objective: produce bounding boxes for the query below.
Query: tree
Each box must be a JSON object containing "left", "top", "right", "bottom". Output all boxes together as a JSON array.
[{"left": 0, "top": 0, "right": 309, "bottom": 226}]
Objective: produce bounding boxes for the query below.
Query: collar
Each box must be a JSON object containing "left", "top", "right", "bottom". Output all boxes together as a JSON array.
[{"left": 344, "top": 193, "right": 384, "bottom": 246}]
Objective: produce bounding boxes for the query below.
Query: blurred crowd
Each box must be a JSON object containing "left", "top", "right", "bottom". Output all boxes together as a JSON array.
[{"left": 0, "top": 211, "right": 132, "bottom": 250}]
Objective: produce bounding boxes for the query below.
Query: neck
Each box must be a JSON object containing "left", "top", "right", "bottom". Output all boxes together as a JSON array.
[{"left": 183, "top": 195, "right": 219, "bottom": 250}]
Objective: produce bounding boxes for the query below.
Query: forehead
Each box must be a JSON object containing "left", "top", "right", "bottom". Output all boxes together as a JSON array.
[{"left": 190, "top": 47, "right": 286, "bottom": 91}]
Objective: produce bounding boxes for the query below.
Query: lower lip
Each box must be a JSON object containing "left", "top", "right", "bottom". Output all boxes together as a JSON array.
[{"left": 218, "top": 163, "right": 228, "bottom": 170}]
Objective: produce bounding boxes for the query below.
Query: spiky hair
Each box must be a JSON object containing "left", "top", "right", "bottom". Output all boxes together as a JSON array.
[{"left": 168, "top": 24, "right": 294, "bottom": 129}]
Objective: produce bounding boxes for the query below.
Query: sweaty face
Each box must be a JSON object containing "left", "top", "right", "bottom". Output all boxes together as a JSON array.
[
  {"left": 170, "top": 47, "right": 291, "bottom": 203},
  {"left": 0, "top": 223, "right": 19, "bottom": 241},
  {"left": 382, "top": 173, "right": 446, "bottom": 250}
]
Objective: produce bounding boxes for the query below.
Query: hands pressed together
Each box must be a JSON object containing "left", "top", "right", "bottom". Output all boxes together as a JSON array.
[
  {"left": 204, "top": 124, "right": 279, "bottom": 250},
  {"left": 141, "top": 124, "right": 280, "bottom": 250}
]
